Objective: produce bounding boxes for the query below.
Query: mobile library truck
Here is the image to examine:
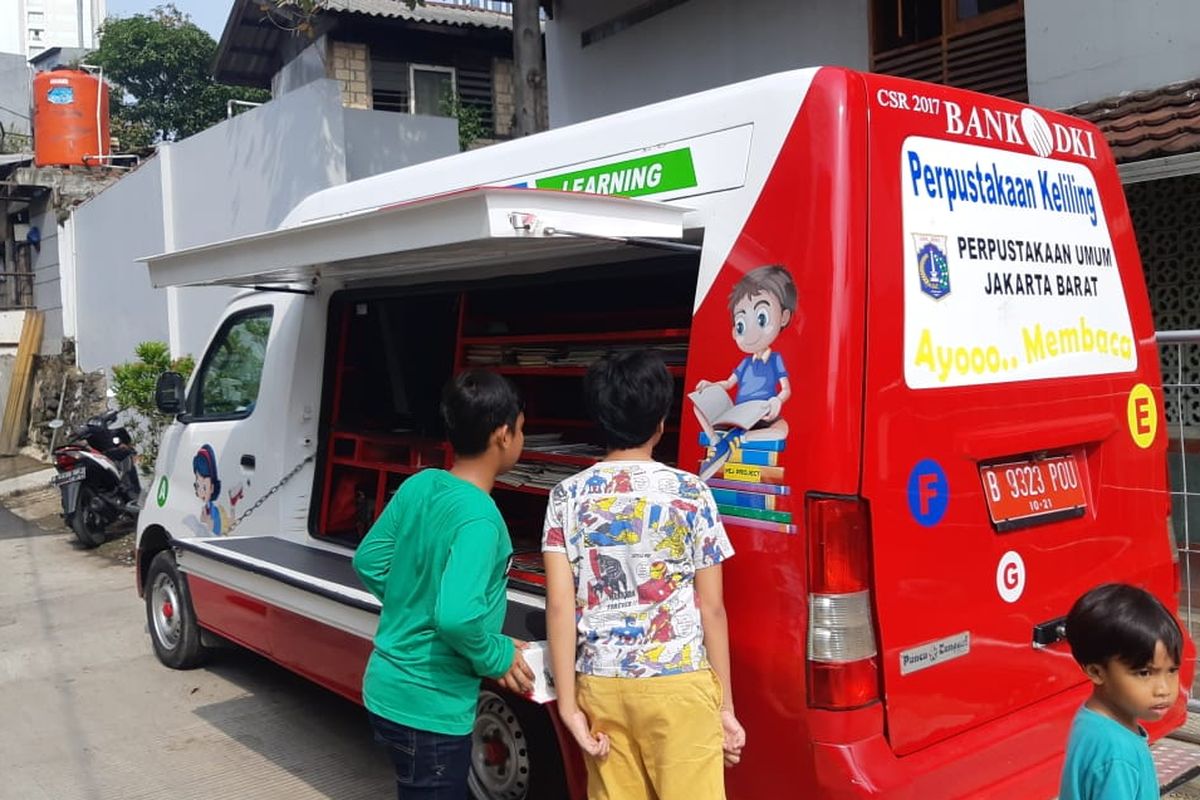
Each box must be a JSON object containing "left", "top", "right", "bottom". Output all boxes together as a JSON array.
[{"left": 134, "top": 67, "right": 1191, "bottom": 798}]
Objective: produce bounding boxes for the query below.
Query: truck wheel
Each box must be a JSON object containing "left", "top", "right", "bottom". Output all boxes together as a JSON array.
[
  {"left": 469, "top": 690, "right": 567, "bottom": 800},
  {"left": 71, "top": 487, "right": 106, "bottom": 548},
  {"left": 145, "top": 550, "right": 209, "bottom": 669}
]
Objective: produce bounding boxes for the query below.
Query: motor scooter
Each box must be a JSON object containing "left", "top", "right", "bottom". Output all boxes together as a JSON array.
[{"left": 50, "top": 410, "right": 141, "bottom": 547}]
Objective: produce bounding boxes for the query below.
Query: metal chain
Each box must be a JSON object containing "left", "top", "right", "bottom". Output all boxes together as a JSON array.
[{"left": 226, "top": 453, "right": 315, "bottom": 535}]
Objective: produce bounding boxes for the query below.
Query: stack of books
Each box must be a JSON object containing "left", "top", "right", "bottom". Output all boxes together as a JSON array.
[{"left": 699, "top": 432, "right": 794, "bottom": 534}]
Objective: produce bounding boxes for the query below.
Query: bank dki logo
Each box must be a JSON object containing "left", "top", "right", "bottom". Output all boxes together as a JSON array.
[{"left": 914, "top": 234, "right": 950, "bottom": 300}]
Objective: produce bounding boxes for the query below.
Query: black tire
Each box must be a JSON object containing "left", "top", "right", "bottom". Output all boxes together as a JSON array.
[
  {"left": 70, "top": 486, "right": 106, "bottom": 548},
  {"left": 469, "top": 690, "right": 568, "bottom": 800},
  {"left": 145, "top": 550, "right": 209, "bottom": 669}
]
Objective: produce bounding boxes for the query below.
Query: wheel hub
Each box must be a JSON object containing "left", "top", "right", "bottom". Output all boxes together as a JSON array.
[
  {"left": 468, "top": 691, "right": 531, "bottom": 800},
  {"left": 150, "top": 574, "right": 182, "bottom": 650}
]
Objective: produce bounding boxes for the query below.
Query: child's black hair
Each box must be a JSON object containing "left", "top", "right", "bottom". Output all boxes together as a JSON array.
[
  {"left": 1065, "top": 583, "right": 1183, "bottom": 669},
  {"left": 441, "top": 370, "right": 522, "bottom": 457},
  {"left": 585, "top": 350, "right": 673, "bottom": 450}
]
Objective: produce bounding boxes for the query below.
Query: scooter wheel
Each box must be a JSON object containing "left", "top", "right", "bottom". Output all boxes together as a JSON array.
[{"left": 71, "top": 486, "right": 106, "bottom": 548}]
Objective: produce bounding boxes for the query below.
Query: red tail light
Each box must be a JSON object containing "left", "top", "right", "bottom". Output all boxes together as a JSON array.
[
  {"left": 807, "top": 495, "right": 880, "bottom": 710},
  {"left": 56, "top": 454, "right": 79, "bottom": 470}
]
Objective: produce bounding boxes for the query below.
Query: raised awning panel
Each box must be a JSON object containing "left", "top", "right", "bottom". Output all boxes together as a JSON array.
[{"left": 142, "top": 187, "right": 689, "bottom": 289}]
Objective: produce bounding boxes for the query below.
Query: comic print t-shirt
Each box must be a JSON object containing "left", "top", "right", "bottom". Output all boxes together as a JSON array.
[{"left": 542, "top": 461, "right": 733, "bottom": 678}]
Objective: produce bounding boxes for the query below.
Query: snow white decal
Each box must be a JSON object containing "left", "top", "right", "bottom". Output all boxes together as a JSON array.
[{"left": 184, "top": 444, "right": 242, "bottom": 537}]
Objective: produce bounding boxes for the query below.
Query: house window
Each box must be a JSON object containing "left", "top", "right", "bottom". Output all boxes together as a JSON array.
[
  {"left": 372, "top": 55, "right": 494, "bottom": 135},
  {"left": 870, "top": 0, "right": 1026, "bottom": 100},
  {"left": 409, "top": 64, "right": 456, "bottom": 117}
]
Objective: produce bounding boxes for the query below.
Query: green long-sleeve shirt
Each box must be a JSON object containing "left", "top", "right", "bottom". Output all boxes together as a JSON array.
[{"left": 352, "top": 469, "right": 514, "bottom": 735}]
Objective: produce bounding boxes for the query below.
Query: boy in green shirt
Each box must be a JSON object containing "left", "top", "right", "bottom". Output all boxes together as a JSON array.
[{"left": 353, "top": 370, "right": 534, "bottom": 799}]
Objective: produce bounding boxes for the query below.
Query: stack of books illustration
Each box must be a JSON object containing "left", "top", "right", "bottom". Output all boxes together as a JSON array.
[{"left": 692, "top": 386, "right": 793, "bottom": 534}]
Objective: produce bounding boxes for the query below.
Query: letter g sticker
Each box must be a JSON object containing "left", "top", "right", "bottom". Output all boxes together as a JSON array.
[{"left": 996, "top": 551, "right": 1026, "bottom": 603}]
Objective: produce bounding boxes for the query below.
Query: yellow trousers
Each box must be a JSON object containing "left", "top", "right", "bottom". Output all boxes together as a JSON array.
[{"left": 576, "top": 669, "right": 725, "bottom": 800}]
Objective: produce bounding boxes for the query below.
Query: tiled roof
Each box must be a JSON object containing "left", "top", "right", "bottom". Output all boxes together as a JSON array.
[
  {"left": 322, "top": 0, "right": 512, "bottom": 31},
  {"left": 1064, "top": 78, "right": 1200, "bottom": 163}
]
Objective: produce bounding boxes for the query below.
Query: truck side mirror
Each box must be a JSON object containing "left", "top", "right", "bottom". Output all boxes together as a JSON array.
[{"left": 155, "top": 372, "right": 187, "bottom": 416}]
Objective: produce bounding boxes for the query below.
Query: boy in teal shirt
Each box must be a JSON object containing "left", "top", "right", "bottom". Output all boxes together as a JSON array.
[
  {"left": 353, "top": 370, "right": 534, "bottom": 799},
  {"left": 1060, "top": 583, "right": 1182, "bottom": 800}
]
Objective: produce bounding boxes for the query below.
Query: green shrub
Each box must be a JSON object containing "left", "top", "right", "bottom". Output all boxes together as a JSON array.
[{"left": 112, "top": 342, "right": 195, "bottom": 475}]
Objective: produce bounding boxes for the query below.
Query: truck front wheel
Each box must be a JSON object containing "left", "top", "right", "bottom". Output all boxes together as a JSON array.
[
  {"left": 145, "top": 550, "right": 209, "bottom": 669},
  {"left": 469, "top": 690, "right": 567, "bottom": 800}
]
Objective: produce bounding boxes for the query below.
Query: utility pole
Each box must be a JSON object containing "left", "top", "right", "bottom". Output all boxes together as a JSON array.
[{"left": 512, "top": 0, "right": 543, "bottom": 137}]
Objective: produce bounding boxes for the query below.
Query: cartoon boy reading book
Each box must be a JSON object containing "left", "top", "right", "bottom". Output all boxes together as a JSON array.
[{"left": 691, "top": 265, "right": 797, "bottom": 480}]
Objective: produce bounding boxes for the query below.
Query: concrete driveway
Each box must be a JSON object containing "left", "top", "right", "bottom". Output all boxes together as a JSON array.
[
  {"left": 5, "top": 482, "right": 1200, "bottom": 800},
  {"left": 0, "top": 487, "right": 393, "bottom": 800}
]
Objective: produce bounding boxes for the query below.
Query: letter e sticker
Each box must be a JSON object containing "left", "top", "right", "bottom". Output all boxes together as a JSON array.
[
  {"left": 1127, "top": 383, "right": 1157, "bottom": 449},
  {"left": 996, "top": 550, "right": 1025, "bottom": 603},
  {"left": 907, "top": 459, "right": 949, "bottom": 527}
]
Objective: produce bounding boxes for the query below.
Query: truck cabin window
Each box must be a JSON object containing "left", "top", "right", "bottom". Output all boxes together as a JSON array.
[{"left": 193, "top": 309, "right": 274, "bottom": 419}]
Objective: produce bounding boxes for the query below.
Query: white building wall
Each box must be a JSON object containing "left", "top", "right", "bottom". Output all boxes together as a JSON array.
[
  {"left": 546, "top": 0, "right": 868, "bottom": 127},
  {"left": 67, "top": 79, "right": 456, "bottom": 373},
  {"left": 1, "top": 0, "right": 105, "bottom": 58},
  {"left": 0, "top": 1, "right": 22, "bottom": 55},
  {"left": 1026, "top": 0, "right": 1200, "bottom": 109}
]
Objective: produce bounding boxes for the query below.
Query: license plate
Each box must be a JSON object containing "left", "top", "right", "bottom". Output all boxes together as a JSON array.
[
  {"left": 979, "top": 454, "right": 1087, "bottom": 531},
  {"left": 51, "top": 466, "right": 86, "bottom": 486}
]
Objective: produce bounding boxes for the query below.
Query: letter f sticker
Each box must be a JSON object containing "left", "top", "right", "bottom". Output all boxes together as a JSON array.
[{"left": 908, "top": 459, "right": 949, "bottom": 527}]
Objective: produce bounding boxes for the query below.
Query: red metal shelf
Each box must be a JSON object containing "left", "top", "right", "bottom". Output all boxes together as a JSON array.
[
  {"left": 330, "top": 456, "right": 426, "bottom": 475},
  {"left": 460, "top": 327, "right": 691, "bottom": 346},
  {"left": 494, "top": 365, "right": 686, "bottom": 377}
]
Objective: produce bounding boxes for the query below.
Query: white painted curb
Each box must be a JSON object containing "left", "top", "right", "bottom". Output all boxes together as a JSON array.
[{"left": 0, "top": 468, "right": 58, "bottom": 497}]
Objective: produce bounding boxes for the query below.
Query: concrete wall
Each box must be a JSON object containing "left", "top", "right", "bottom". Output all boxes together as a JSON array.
[
  {"left": 68, "top": 78, "right": 457, "bottom": 372},
  {"left": 344, "top": 107, "right": 458, "bottom": 181},
  {"left": 0, "top": 51, "right": 31, "bottom": 140},
  {"left": 1026, "top": 0, "right": 1200, "bottom": 109},
  {"left": 28, "top": 201, "right": 63, "bottom": 354},
  {"left": 72, "top": 158, "right": 168, "bottom": 373},
  {"left": 546, "top": 0, "right": 869, "bottom": 126},
  {"left": 161, "top": 78, "right": 351, "bottom": 362},
  {"left": 273, "top": 36, "right": 332, "bottom": 97}
]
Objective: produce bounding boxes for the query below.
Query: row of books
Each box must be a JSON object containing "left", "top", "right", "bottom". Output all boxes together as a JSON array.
[
  {"left": 464, "top": 341, "right": 687, "bottom": 368},
  {"left": 496, "top": 460, "right": 580, "bottom": 490},
  {"left": 523, "top": 433, "right": 606, "bottom": 458}
]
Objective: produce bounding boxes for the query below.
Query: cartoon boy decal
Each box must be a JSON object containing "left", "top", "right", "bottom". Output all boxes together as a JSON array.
[
  {"left": 691, "top": 265, "right": 797, "bottom": 480},
  {"left": 193, "top": 444, "right": 231, "bottom": 536}
]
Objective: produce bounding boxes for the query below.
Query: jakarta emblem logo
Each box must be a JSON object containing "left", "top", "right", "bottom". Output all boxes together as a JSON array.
[{"left": 914, "top": 234, "right": 950, "bottom": 300}]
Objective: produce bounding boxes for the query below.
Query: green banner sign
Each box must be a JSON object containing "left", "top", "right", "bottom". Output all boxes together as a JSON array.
[{"left": 535, "top": 148, "right": 698, "bottom": 198}]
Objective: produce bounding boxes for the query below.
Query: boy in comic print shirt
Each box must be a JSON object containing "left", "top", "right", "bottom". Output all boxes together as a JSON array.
[{"left": 543, "top": 350, "right": 745, "bottom": 800}]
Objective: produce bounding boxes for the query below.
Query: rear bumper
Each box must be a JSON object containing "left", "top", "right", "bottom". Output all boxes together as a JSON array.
[{"left": 810, "top": 683, "right": 1185, "bottom": 799}]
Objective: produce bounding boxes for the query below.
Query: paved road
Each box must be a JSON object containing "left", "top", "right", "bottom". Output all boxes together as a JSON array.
[
  {"left": 4, "top": 484, "right": 1200, "bottom": 800},
  {"left": 0, "top": 491, "right": 393, "bottom": 800}
]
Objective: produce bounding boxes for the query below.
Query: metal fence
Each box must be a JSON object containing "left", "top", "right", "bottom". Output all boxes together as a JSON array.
[
  {"left": 0, "top": 271, "right": 35, "bottom": 311},
  {"left": 1160, "top": 331, "right": 1200, "bottom": 673}
]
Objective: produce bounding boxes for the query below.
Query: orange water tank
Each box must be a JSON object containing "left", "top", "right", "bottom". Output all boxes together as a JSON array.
[{"left": 32, "top": 69, "right": 110, "bottom": 167}]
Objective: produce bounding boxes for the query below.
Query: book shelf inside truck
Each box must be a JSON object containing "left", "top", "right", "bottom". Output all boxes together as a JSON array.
[{"left": 316, "top": 258, "right": 700, "bottom": 588}]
